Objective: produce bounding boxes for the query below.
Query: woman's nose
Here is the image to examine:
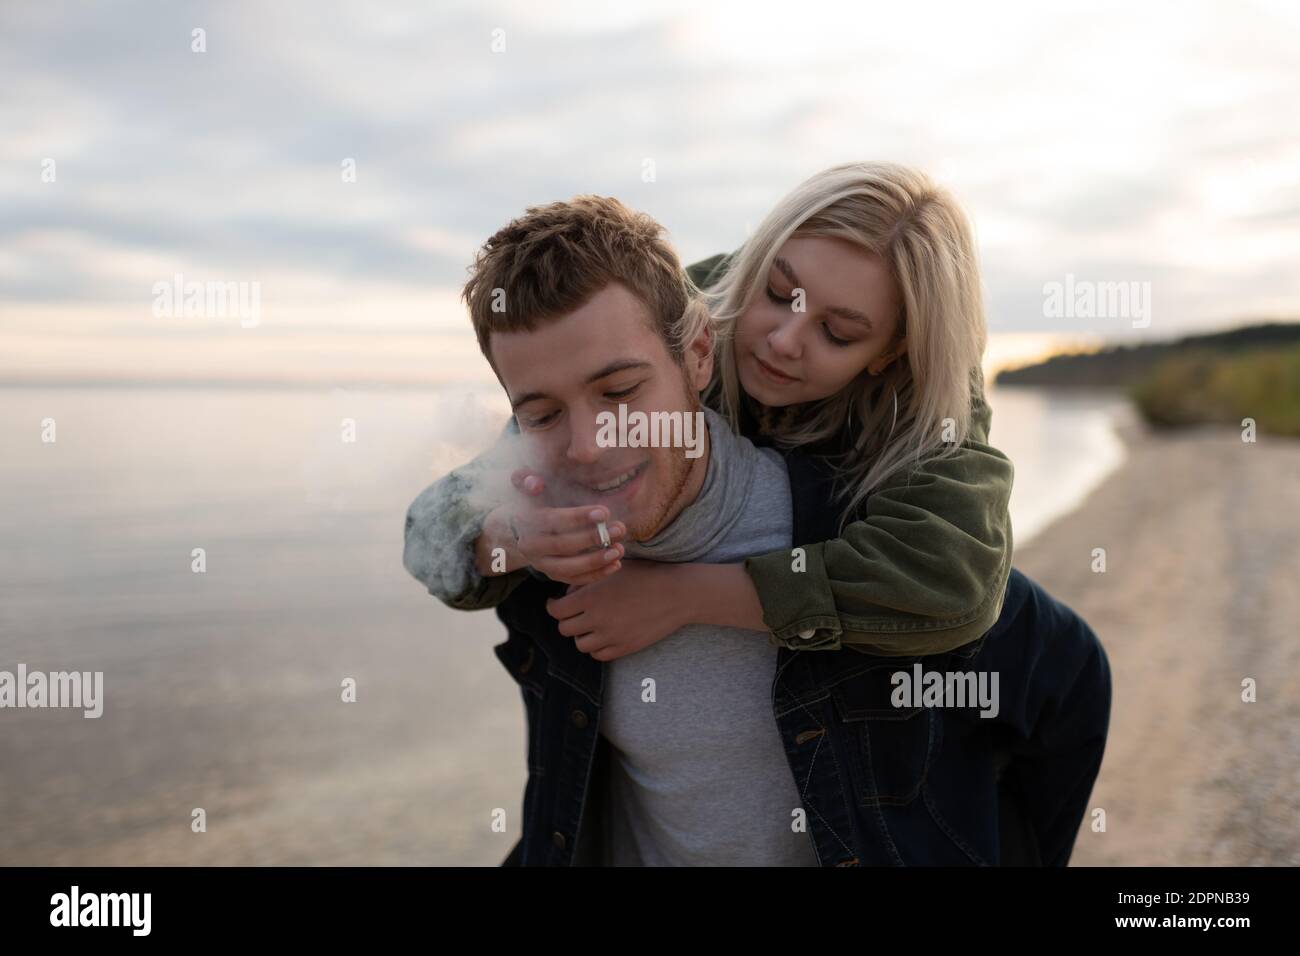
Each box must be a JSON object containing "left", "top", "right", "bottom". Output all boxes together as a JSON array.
[{"left": 768, "top": 318, "right": 803, "bottom": 359}]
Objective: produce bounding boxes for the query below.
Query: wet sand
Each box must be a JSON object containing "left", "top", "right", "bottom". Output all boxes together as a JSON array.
[{"left": 1012, "top": 404, "right": 1300, "bottom": 865}]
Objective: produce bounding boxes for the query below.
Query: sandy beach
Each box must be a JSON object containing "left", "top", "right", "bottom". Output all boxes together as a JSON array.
[{"left": 1012, "top": 403, "right": 1300, "bottom": 866}]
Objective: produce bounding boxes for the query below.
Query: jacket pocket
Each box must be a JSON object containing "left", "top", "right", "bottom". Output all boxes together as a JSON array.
[
  {"left": 830, "top": 660, "right": 937, "bottom": 807},
  {"left": 493, "top": 631, "right": 546, "bottom": 697},
  {"left": 494, "top": 632, "right": 547, "bottom": 775}
]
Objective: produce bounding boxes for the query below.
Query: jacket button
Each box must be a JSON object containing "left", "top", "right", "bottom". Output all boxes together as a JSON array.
[
  {"left": 798, "top": 629, "right": 817, "bottom": 640},
  {"left": 552, "top": 831, "right": 567, "bottom": 850},
  {"left": 570, "top": 709, "right": 588, "bottom": 729}
]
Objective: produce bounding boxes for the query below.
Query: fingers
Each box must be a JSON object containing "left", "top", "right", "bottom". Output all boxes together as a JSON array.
[
  {"left": 510, "top": 469, "right": 546, "bottom": 496},
  {"left": 533, "top": 548, "right": 624, "bottom": 584},
  {"left": 565, "top": 562, "right": 622, "bottom": 586},
  {"left": 511, "top": 508, "right": 625, "bottom": 560},
  {"left": 555, "top": 613, "right": 591, "bottom": 637},
  {"left": 529, "top": 505, "right": 614, "bottom": 536},
  {"left": 541, "top": 521, "right": 626, "bottom": 555}
]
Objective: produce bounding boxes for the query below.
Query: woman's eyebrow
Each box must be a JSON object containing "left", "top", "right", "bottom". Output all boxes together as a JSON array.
[
  {"left": 827, "top": 306, "right": 873, "bottom": 329},
  {"left": 773, "top": 256, "right": 800, "bottom": 287},
  {"left": 773, "top": 256, "right": 873, "bottom": 330}
]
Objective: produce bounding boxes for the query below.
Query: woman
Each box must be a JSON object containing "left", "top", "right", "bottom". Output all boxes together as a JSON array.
[
  {"left": 404, "top": 162, "right": 1111, "bottom": 865},
  {"left": 540, "top": 162, "right": 1007, "bottom": 661}
]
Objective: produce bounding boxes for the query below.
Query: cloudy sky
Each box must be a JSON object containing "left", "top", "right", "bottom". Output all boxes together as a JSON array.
[{"left": 2, "top": 0, "right": 1297, "bottom": 385}]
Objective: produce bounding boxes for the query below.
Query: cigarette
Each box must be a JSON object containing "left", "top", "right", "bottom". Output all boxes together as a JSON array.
[{"left": 596, "top": 520, "right": 610, "bottom": 549}]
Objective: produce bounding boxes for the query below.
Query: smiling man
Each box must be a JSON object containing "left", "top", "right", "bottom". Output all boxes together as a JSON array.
[
  {"left": 414, "top": 195, "right": 819, "bottom": 865},
  {"left": 485, "top": 280, "right": 709, "bottom": 543}
]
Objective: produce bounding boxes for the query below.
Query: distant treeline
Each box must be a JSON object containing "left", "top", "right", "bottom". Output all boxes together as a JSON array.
[
  {"left": 994, "top": 321, "right": 1300, "bottom": 387},
  {"left": 1129, "top": 345, "right": 1300, "bottom": 436},
  {"left": 995, "top": 321, "right": 1300, "bottom": 437}
]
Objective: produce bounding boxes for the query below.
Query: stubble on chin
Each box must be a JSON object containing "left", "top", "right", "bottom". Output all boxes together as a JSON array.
[
  {"left": 626, "top": 379, "right": 708, "bottom": 540},
  {"left": 626, "top": 447, "right": 698, "bottom": 541}
]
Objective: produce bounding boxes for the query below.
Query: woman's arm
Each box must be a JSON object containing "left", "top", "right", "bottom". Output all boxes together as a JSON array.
[
  {"left": 744, "top": 380, "right": 1014, "bottom": 655},
  {"left": 679, "top": 563, "right": 768, "bottom": 630}
]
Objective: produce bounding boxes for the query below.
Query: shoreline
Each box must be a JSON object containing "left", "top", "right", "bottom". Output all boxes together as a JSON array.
[
  {"left": 1000, "top": 386, "right": 1133, "bottom": 548},
  {"left": 1011, "top": 404, "right": 1300, "bottom": 865}
]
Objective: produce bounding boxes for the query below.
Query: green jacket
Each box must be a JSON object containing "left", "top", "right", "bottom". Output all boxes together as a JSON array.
[{"left": 402, "top": 254, "right": 1014, "bottom": 655}]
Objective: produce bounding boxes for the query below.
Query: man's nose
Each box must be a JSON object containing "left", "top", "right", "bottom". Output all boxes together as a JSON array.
[{"left": 564, "top": 411, "right": 605, "bottom": 465}]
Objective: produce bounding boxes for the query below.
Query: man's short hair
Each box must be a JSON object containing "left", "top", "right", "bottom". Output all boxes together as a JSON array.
[{"left": 462, "top": 195, "right": 702, "bottom": 366}]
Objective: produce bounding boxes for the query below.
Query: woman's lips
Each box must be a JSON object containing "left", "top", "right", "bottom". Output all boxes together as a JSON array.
[{"left": 754, "top": 354, "right": 800, "bottom": 384}]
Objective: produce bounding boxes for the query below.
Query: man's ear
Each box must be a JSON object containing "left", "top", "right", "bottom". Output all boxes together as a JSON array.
[{"left": 684, "top": 324, "right": 714, "bottom": 392}]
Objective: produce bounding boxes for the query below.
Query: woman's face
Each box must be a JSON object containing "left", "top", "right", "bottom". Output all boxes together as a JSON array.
[{"left": 735, "top": 235, "right": 906, "bottom": 407}]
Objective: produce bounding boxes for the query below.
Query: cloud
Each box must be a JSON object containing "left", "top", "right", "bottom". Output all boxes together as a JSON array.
[{"left": 1, "top": 0, "right": 1298, "bottom": 383}]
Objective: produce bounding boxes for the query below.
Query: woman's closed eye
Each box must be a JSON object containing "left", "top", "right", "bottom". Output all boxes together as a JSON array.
[
  {"left": 768, "top": 286, "right": 855, "bottom": 347},
  {"left": 764, "top": 285, "right": 794, "bottom": 306},
  {"left": 821, "top": 325, "right": 853, "bottom": 347}
]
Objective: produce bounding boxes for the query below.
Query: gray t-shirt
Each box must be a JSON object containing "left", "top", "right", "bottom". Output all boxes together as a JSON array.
[{"left": 597, "top": 406, "right": 820, "bottom": 866}]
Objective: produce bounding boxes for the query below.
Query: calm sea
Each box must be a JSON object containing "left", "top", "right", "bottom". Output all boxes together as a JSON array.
[{"left": 0, "top": 382, "right": 1127, "bottom": 864}]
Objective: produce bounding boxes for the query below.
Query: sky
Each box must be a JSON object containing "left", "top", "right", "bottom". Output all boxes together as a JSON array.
[{"left": 2, "top": 0, "right": 1298, "bottom": 386}]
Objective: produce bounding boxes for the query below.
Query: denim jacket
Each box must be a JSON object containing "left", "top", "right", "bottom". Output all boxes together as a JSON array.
[{"left": 494, "top": 449, "right": 1111, "bottom": 866}]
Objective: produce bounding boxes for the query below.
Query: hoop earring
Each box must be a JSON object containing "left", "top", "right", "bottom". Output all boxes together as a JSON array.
[{"left": 885, "top": 385, "right": 899, "bottom": 445}]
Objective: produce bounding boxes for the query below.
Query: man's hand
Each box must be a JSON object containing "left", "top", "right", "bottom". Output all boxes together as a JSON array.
[
  {"left": 544, "top": 560, "right": 689, "bottom": 661},
  {"left": 474, "top": 469, "right": 627, "bottom": 586}
]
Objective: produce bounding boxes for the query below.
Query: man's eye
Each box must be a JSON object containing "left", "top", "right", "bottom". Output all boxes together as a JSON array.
[
  {"left": 605, "top": 384, "right": 640, "bottom": 401},
  {"left": 764, "top": 286, "right": 794, "bottom": 305},
  {"left": 523, "top": 411, "right": 558, "bottom": 428}
]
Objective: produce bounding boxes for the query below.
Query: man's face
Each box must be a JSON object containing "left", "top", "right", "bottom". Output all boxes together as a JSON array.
[{"left": 490, "top": 282, "right": 712, "bottom": 540}]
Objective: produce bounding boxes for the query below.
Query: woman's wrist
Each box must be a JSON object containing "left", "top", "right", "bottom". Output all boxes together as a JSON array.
[{"left": 678, "top": 563, "right": 768, "bottom": 632}]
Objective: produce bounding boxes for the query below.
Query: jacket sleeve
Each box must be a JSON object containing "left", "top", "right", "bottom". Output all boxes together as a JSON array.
[
  {"left": 402, "top": 419, "right": 532, "bottom": 611},
  {"left": 744, "top": 373, "right": 1015, "bottom": 655},
  {"left": 685, "top": 252, "right": 734, "bottom": 290}
]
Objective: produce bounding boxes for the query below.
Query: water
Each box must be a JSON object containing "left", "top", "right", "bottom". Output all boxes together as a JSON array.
[
  {"left": 986, "top": 384, "right": 1131, "bottom": 547},
  {"left": 0, "top": 383, "right": 1127, "bottom": 865}
]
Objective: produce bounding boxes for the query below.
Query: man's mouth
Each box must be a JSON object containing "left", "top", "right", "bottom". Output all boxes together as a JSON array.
[{"left": 577, "top": 461, "right": 648, "bottom": 495}]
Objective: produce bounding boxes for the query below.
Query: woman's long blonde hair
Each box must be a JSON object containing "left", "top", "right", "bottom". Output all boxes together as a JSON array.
[{"left": 700, "top": 162, "right": 988, "bottom": 531}]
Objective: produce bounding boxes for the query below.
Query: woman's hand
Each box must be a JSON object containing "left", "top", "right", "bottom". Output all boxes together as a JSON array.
[{"left": 545, "top": 560, "right": 690, "bottom": 661}]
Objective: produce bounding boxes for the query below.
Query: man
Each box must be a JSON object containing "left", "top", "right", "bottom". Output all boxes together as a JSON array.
[{"left": 407, "top": 195, "right": 819, "bottom": 865}]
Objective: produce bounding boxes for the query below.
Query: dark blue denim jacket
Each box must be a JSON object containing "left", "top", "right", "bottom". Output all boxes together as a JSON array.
[{"left": 493, "top": 450, "right": 1112, "bottom": 866}]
